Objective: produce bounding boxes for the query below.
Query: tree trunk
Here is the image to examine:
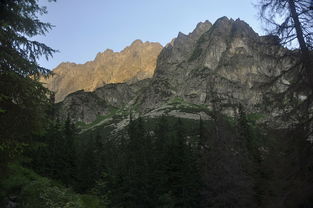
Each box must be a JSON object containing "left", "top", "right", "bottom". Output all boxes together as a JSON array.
[
  {"left": 288, "top": 0, "right": 308, "bottom": 54},
  {"left": 288, "top": 0, "right": 313, "bottom": 86}
]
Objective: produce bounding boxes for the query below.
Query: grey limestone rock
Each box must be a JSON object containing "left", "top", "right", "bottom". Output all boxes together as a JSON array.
[{"left": 138, "top": 17, "right": 289, "bottom": 115}]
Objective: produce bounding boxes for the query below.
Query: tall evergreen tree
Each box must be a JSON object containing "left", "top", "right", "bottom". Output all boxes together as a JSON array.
[
  {"left": 77, "top": 137, "right": 97, "bottom": 193},
  {"left": 0, "top": 0, "right": 56, "bottom": 172},
  {"left": 169, "top": 119, "right": 201, "bottom": 208},
  {"left": 0, "top": 0, "right": 56, "bottom": 140},
  {"left": 153, "top": 116, "right": 170, "bottom": 201},
  {"left": 61, "top": 115, "right": 77, "bottom": 186}
]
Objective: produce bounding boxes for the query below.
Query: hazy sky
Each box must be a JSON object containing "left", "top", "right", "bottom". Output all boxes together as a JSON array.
[{"left": 36, "top": 0, "right": 264, "bottom": 70}]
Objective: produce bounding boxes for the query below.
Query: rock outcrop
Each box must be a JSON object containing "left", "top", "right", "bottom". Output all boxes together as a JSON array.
[
  {"left": 42, "top": 40, "right": 162, "bottom": 102},
  {"left": 56, "top": 79, "right": 150, "bottom": 123}
]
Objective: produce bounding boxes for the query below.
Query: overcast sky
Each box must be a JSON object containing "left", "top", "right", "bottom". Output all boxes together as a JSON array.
[{"left": 36, "top": 0, "right": 264, "bottom": 70}]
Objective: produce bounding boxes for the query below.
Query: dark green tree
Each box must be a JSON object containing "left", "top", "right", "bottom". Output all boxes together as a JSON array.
[
  {"left": 28, "top": 118, "right": 62, "bottom": 178},
  {"left": 125, "top": 117, "right": 153, "bottom": 207},
  {"left": 202, "top": 115, "right": 257, "bottom": 208},
  {"left": 60, "top": 115, "right": 77, "bottom": 186},
  {"left": 166, "top": 119, "right": 200, "bottom": 208},
  {"left": 27, "top": 117, "right": 78, "bottom": 187},
  {"left": 76, "top": 138, "right": 97, "bottom": 193},
  {"left": 153, "top": 116, "right": 170, "bottom": 202},
  {"left": 0, "top": 0, "right": 56, "bottom": 171},
  {"left": 93, "top": 133, "right": 105, "bottom": 179}
]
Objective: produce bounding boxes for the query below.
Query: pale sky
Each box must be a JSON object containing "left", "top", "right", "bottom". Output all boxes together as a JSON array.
[{"left": 36, "top": 0, "right": 264, "bottom": 70}]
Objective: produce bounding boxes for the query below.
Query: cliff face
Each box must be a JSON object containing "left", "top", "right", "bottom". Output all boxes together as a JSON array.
[
  {"left": 42, "top": 40, "right": 163, "bottom": 102},
  {"left": 138, "top": 17, "right": 288, "bottom": 114}
]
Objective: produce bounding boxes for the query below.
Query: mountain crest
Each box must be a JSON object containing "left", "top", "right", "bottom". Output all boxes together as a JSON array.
[
  {"left": 130, "top": 39, "right": 143, "bottom": 45},
  {"left": 189, "top": 20, "right": 212, "bottom": 40},
  {"left": 42, "top": 40, "right": 163, "bottom": 102}
]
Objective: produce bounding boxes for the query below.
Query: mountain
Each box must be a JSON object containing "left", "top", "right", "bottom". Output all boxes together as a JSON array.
[
  {"left": 138, "top": 17, "right": 286, "bottom": 114},
  {"left": 42, "top": 40, "right": 163, "bottom": 102},
  {"left": 56, "top": 17, "right": 288, "bottom": 125},
  {"left": 23, "top": 17, "right": 313, "bottom": 207}
]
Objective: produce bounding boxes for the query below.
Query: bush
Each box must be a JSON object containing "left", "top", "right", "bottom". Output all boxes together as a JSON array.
[
  {"left": 20, "top": 179, "right": 83, "bottom": 208},
  {"left": 0, "top": 163, "right": 104, "bottom": 208}
]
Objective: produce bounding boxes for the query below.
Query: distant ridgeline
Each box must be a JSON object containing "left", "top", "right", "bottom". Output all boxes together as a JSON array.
[{"left": 41, "top": 40, "right": 163, "bottom": 102}]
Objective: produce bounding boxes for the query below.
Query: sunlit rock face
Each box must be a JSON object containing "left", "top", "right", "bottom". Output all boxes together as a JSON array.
[{"left": 41, "top": 40, "right": 163, "bottom": 102}]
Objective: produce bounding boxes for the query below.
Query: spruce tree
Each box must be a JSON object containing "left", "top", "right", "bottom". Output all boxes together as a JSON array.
[
  {"left": 0, "top": 0, "right": 56, "bottom": 140},
  {"left": 62, "top": 115, "right": 77, "bottom": 186},
  {"left": 0, "top": 0, "right": 56, "bottom": 172}
]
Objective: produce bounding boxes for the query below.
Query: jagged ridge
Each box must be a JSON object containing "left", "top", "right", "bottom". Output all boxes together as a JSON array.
[{"left": 42, "top": 40, "right": 163, "bottom": 102}]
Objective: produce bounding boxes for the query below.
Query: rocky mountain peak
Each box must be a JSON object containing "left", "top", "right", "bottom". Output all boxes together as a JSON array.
[
  {"left": 189, "top": 20, "right": 212, "bottom": 40},
  {"left": 209, "top": 17, "right": 258, "bottom": 39},
  {"left": 214, "top": 16, "right": 231, "bottom": 24},
  {"left": 94, "top": 49, "right": 114, "bottom": 61},
  {"left": 168, "top": 20, "right": 212, "bottom": 47},
  {"left": 156, "top": 20, "right": 212, "bottom": 71},
  {"left": 130, "top": 39, "right": 144, "bottom": 46}
]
